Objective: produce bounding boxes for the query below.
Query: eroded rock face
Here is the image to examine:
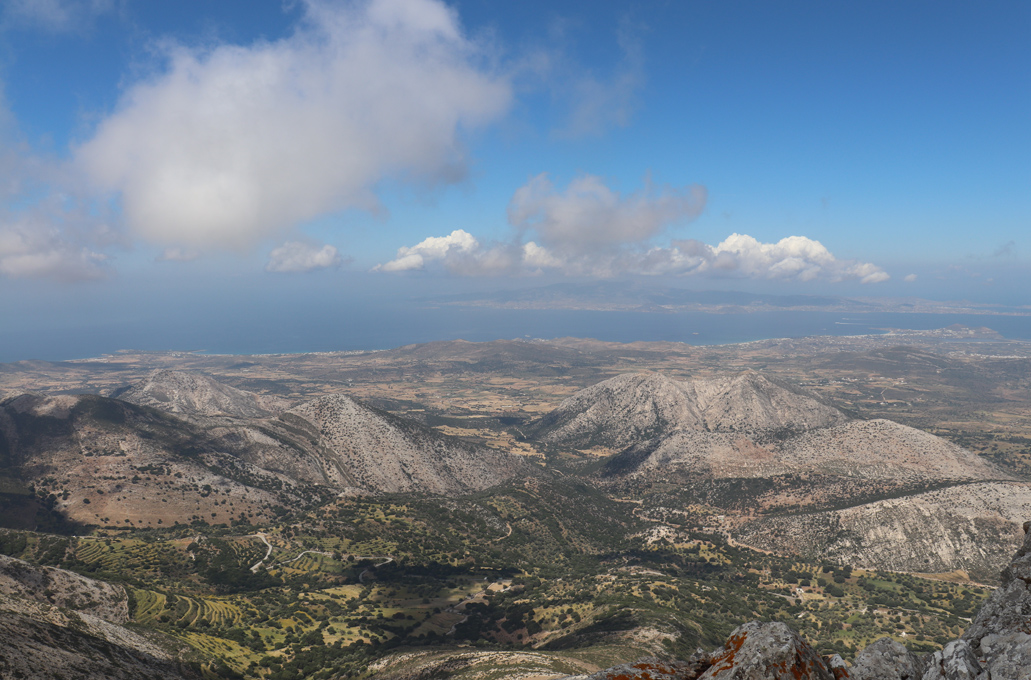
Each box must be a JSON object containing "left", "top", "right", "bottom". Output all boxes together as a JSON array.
[
  {"left": 918, "top": 640, "right": 982, "bottom": 680},
  {"left": 849, "top": 637, "right": 920, "bottom": 680},
  {"left": 978, "top": 632, "right": 1031, "bottom": 680},
  {"left": 0, "top": 554, "right": 196, "bottom": 680},
  {"left": 958, "top": 520, "right": 1031, "bottom": 680},
  {"left": 0, "top": 553, "right": 128, "bottom": 624},
  {"left": 698, "top": 622, "right": 833, "bottom": 680}
]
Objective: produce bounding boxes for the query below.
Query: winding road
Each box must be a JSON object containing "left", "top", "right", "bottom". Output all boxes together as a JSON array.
[{"left": 249, "top": 533, "right": 274, "bottom": 573}]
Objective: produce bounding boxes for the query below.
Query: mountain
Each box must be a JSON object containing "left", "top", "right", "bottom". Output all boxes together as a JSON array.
[
  {"left": 608, "top": 417, "right": 1005, "bottom": 488},
  {"left": 527, "top": 371, "right": 847, "bottom": 450},
  {"left": 0, "top": 393, "right": 307, "bottom": 529},
  {"left": 528, "top": 371, "right": 1006, "bottom": 492},
  {"left": 114, "top": 369, "right": 292, "bottom": 418},
  {"left": 526, "top": 371, "right": 1021, "bottom": 574},
  {"left": 0, "top": 388, "right": 529, "bottom": 529},
  {"left": 114, "top": 370, "right": 529, "bottom": 494},
  {"left": 275, "top": 395, "right": 529, "bottom": 494}
]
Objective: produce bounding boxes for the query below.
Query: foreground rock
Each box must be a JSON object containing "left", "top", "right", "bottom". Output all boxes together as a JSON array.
[
  {"left": 848, "top": 637, "right": 920, "bottom": 680},
  {"left": 581, "top": 523, "right": 1031, "bottom": 680},
  {"left": 700, "top": 622, "right": 833, "bottom": 680}
]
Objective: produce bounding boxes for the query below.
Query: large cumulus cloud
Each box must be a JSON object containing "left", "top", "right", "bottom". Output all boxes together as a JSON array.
[{"left": 74, "top": 0, "right": 511, "bottom": 251}]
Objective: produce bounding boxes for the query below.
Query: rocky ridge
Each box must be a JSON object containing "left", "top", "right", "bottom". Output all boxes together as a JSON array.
[
  {"left": 115, "top": 369, "right": 292, "bottom": 418},
  {"left": 276, "top": 394, "right": 529, "bottom": 494},
  {"left": 575, "top": 522, "right": 1031, "bottom": 680},
  {"left": 736, "top": 482, "right": 1031, "bottom": 577},
  {"left": 0, "top": 385, "right": 527, "bottom": 529},
  {"left": 533, "top": 371, "right": 1005, "bottom": 489}
]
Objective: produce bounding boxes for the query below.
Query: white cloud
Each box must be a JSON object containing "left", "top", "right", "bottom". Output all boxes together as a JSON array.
[
  {"left": 904, "top": 273, "right": 918, "bottom": 282},
  {"left": 374, "top": 229, "right": 479, "bottom": 272},
  {"left": 702, "top": 233, "right": 890, "bottom": 284},
  {"left": 0, "top": 213, "right": 109, "bottom": 281},
  {"left": 377, "top": 174, "right": 885, "bottom": 283},
  {"left": 75, "top": 0, "right": 511, "bottom": 251},
  {"left": 521, "top": 241, "right": 563, "bottom": 270},
  {"left": 507, "top": 173, "right": 707, "bottom": 255},
  {"left": 0, "top": 96, "right": 112, "bottom": 281},
  {"left": 375, "top": 230, "right": 889, "bottom": 284},
  {"left": 265, "top": 241, "right": 343, "bottom": 273}
]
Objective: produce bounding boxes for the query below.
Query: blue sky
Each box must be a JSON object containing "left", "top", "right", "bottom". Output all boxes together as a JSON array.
[{"left": 0, "top": 0, "right": 1029, "bottom": 359}]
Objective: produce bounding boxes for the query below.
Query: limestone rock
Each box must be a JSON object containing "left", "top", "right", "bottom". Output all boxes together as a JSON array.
[
  {"left": 585, "top": 654, "right": 710, "bottom": 680},
  {"left": 959, "top": 521, "right": 1031, "bottom": 679},
  {"left": 918, "top": 640, "right": 982, "bottom": 680},
  {"left": 849, "top": 637, "right": 920, "bottom": 680},
  {"left": 0, "top": 553, "right": 128, "bottom": 624},
  {"left": 825, "top": 655, "right": 850, "bottom": 680},
  {"left": 698, "top": 621, "right": 833, "bottom": 680},
  {"left": 980, "top": 632, "right": 1031, "bottom": 680}
]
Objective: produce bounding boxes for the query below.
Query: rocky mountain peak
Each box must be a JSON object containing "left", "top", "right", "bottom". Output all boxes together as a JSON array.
[
  {"left": 283, "top": 393, "right": 527, "bottom": 495},
  {"left": 115, "top": 370, "right": 291, "bottom": 418},
  {"left": 527, "top": 371, "right": 846, "bottom": 449},
  {"left": 690, "top": 371, "right": 846, "bottom": 434}
]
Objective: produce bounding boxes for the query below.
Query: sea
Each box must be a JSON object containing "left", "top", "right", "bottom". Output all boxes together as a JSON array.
[{"left": 3, "top": 305, "right": 1031, "bottom": 363}]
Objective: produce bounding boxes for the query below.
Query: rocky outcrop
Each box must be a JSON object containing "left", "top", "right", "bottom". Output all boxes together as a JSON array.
[
  {"left": 958, "top": 520, "right": 1031, "bottom": 679},
  {"left": 699, "top": 622, "right": 833, "bottom": 680},
  {"left": 0, "top": 553, "right": 128, "bottom": 623},
  {"left": 116, "top": 369, "right": 291, "bottom": 418},
  {"left": 580, "top": 522, "right": 1031, "bottom": 680},
  {"left": 0, "top": 555, "right": 196, "bottom": 680},
  {"left": 849, "top": 638, "right": 920, "bottom": 680},
  {"left": 735, "top": 482, "right": 1031, "bottom": 578},
  {"left": 585, "top": 654, "right": 711, "bottom": 680}
]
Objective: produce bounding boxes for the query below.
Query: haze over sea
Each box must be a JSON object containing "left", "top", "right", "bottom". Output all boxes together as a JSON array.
[{"left": 4, "top": 307, "right": 1030, "bottom": 364}]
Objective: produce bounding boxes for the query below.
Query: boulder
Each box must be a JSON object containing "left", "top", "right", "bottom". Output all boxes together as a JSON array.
[
  {"left": 849, "top": 637, "right": 920, "bottom": 680},
  {"left": 698, "top": 622, "right": 833, "bottom": 680},
  {"left": 585, "top": 653, "right": 710, "bottom": 680}
]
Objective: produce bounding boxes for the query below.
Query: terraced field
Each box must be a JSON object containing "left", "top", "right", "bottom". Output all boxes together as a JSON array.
[{"left": 74, "top": 536, "right": 191, "bottom": 577}]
